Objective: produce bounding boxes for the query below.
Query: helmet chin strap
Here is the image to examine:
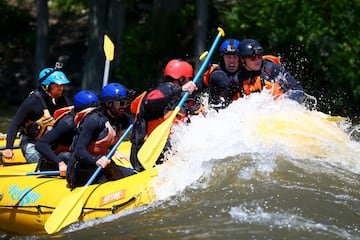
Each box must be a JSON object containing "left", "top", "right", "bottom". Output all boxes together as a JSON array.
[
  {"left": 41, "top": 85, "right": 49, "bottom": 92},
  {"left": 42, "top": 85, "right": 54, "bottom": 97},
  {"left": 43, "top": 84, "right": 55, "bottom": 97}
]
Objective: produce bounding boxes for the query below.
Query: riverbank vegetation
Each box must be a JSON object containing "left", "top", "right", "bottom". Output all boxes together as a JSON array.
[{"left": 1, "top": 0, "right": 359, "bottom": 119}]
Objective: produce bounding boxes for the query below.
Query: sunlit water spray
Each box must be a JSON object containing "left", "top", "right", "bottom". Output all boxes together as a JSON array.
[{"left": 153, "top": 92, "right": 360, "bottom": 200}]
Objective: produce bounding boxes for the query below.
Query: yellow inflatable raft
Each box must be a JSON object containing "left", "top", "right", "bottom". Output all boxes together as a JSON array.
[{"left": 0, "top": 141, "right": 158, "bottom": 235}]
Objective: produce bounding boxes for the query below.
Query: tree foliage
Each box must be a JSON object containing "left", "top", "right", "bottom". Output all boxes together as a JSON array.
[
  {"left": 1, "top": 0, "right": 360, "bottom": 117},
  {"left": 215, "top": 0, "right": 360, "bottom": 115}
]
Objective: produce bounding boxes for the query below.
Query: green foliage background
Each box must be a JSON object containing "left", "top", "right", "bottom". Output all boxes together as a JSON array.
[{"left": 1, "top": 0, "right": 360, "bottom": 118}]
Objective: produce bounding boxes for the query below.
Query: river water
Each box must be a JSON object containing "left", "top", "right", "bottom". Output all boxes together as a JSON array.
[{"left": 1, "top": 92, "right": 360, "bottom": 240}]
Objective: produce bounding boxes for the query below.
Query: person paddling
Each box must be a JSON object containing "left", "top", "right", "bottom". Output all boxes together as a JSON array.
[
  {"left": 35, "top": 90, "right": 100, "bottom": 176},
  {"left": 129, "top": 59, "right": 197, "bottom": 172},
  {"left": 207, "top": 38, "right": 242, "bottom": 109},
  {"left": 3, "top": 63, "right": 72, "bottom": 163},
  {"left": 66, "top": 83, "right": 134, "bottom": 189}
]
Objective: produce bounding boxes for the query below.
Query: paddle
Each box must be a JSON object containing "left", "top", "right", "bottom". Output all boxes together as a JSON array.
[
  {"left": 0, "top": 170, "right": 60, "bottom": 177},
  {"left": 326, "top": 115, "right": 348, "bottom": 123},
  {"left": 199, "top": 51, "right": 209, "bottom": 61},
  {"left": 137, "top": 27, "right": 225, "bottom": 170},
  {"left": 44, "top": 116, "right": 134, "bottom": 235},
  {"left": 102, "top": 34, "right": 115, "bottom": 87}
]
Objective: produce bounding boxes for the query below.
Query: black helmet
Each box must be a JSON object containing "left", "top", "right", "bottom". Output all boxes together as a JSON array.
[{"left": 239, "top": 39, "right": 264, "bottom": 57}]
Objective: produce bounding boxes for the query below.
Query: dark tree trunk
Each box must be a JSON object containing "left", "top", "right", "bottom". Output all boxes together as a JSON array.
[
  {"left": 35, "top": 0, "right": 49, "bottom": 87},
  {"left": 82, "top": 0, "right": 108, "bottom": 91},
  {"left": 195, "top": 0, "right": 208, "bottom": 72},
  {"left": 82, "top": 0, "right": 125, "bottom": 91},
  {"left": 108, "top": 0, "right": 125, "bottom": 71}
]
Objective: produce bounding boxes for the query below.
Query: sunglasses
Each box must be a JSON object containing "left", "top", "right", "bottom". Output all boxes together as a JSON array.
[
  {"left": 114, "top": 99, "right": 130, "bottom": 107},
  {"left": 247, "top": 54, "right": 263, "bottom": 61}
]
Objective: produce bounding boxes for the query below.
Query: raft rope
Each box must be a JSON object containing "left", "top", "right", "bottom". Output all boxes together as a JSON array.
[
  {"left": 0, "top": 205, "right": 55, "bottom": 214},
  {"left": 82, "top": 196, "right": 137, "bottom": 214},
  {"left": 0, "top": 196, "right": 137, "bottom": 215}
]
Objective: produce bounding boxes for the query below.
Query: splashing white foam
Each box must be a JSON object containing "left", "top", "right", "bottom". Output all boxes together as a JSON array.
[{"left": 152, "top": 92, "right": 360, "bottom": 200}]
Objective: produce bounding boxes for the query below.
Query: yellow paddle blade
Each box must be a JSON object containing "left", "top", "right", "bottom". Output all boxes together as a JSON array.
[
  {"left": 138, "top": 107, "right": 180, "bottom": 170},
  {"left": 326, "top": 115, "right": 348, "bottom": 123},
  {"left": 45, "top": 126, "right": 132, "bottom": 234},
  {"left": 45, "top": 188, "right": 85, "bottom": 234},
  {"left": 310, "top": 111, "right": 349, "bottom": 123},
  {"left": 199, "top": 51, "right": 208, "bottom": 61},
  {"left": 103, "top": 34, "right": 114, "bottom": 61}
]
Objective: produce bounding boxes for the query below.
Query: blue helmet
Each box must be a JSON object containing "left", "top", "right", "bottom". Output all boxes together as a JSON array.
[
  {"left": 39, "top": 68, "right": 70, "bottom": 87},
  {"left": 73, "top": 90, "right": 99, "bottom": 111},
  {"left": 219, "top": 39, "right": 240, "bottom": 55},
  {"left": 239, "top": 39, "right": 264, "bottom": 57},
  {"left": 100, "top": 83, "right": 128, "bottom": 102}
]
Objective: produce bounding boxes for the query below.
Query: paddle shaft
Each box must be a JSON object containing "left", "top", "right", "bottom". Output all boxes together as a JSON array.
[
  {"left": 102, "top": 34, "right": 115, "bottom": 87},
  {"left": 103, "top": 60, "right": 111, "bottom": 87},
  {"left": 137, "top": 27, "right": 225, "bottom": 170},
  {"left": 178, "top": 27, "right": 224, "bottom": 108},
  {"left": 0, "top": 171, "right": 60, "bottom": 177},
  {"left": 85, "top": 123, "right": 133, "bottom": 187}
]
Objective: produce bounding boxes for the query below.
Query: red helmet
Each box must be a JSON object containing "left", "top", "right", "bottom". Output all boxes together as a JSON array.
[{"left": 164, "top": 59, "right": 193, "bottom": 80}]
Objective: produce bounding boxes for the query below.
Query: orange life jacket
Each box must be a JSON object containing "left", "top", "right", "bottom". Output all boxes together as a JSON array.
[
  {"left": 73, "top": 107, "right": 98, "bottom": 126},
  {"left": 87, "top": 121, "right": 117, "bottom": 156},
  {"left": 263, "top": 55, "right": 281, "bottom": 64},
  {"left": 52, "top": 106, "right": 75, "bottom": 154},
  {"left": 242, "top": 55, "right": 283, "bottom": 99},
  {"left": 72, "top": 107, "right": 117, "bottom": 156},
  {"left": 202, "top": 64, "right": 219, "bottom": 87},
  {"left": 53, "top": 106, "right": 74, "bottom": 122}
]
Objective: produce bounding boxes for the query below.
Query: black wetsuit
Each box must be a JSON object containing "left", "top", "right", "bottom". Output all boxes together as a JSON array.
[
  {"left": 67, "top": 108, "right": 133, "bottom": 188},
  {"left": 208, "top": 65, "right": 240, "bottom": 107},
  {"left": 35, "top": 109, "right": 76, "bottom": 170}
]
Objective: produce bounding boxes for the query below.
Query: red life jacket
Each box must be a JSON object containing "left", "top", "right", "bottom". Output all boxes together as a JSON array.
[{"left": 130, "top": 91, "right": 185, "bottom": 140}]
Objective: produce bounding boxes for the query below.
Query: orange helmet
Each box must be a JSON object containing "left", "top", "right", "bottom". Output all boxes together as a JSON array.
[{"left": 164, "top": 59, "right": 193, "bottom": 80}]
